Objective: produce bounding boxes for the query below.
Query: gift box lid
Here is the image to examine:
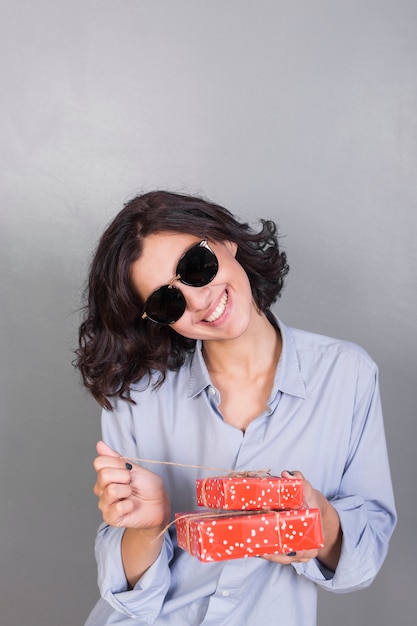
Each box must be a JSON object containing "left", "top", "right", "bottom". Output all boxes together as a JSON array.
[{"left": 196, "top": 474, "right": 304, "bottom": 510}]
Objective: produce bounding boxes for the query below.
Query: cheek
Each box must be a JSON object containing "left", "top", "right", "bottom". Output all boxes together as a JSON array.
[
  {"left": 229, "top": 262, "right": 252, "bottom": 299},
  {"left": 170, "top": 313, "right": 198, "bottom": 337}
]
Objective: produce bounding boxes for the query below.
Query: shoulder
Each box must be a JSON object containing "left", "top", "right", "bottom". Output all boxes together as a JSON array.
[{"left": 284, "top": 324, "right": 378, "bottom": 376}]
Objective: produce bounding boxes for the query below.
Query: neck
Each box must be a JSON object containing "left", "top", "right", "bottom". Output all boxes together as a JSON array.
[{"left": 202, "top": 311, "right": 281, "bottom": 378}]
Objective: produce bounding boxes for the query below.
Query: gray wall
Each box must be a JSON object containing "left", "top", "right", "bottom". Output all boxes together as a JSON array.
[{"left": 1, "top": 1, "right": 416, "bottom": 624}]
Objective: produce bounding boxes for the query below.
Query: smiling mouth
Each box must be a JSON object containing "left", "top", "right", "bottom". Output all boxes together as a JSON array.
[{"left": 204, "top": 291, "right": 228, "bottom": 323}]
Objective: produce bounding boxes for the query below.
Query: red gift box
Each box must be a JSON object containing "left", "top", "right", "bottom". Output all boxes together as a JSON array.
[
  {"left": 175, "top": 509, "right": 324, "bottom": 562},
  {"left": 196, "top": 475, "right": 304, "bottom": 510}
]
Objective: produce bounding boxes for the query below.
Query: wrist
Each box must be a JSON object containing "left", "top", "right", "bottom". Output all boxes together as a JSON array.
[{"left": 316, "top": 497, "right": 342, "bottom": 571}]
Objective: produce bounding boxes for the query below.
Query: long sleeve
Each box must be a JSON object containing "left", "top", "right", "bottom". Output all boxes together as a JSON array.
[
  {"left": 89, "top": 398, "right": 175, "bottom": 623},
  {"left": 92, "top": 523, "right": 174, "bottom": 622},
  {"left": 293, "top": 361, "right": 397, "bottom": 591}
]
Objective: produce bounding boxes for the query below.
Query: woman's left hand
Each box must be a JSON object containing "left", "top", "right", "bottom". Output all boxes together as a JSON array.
[{"left": 261, "top": 470, "right": 342, "bottom": 571}]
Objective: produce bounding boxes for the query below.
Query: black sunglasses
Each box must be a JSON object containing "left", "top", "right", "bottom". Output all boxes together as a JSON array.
[{"left": 141, "top": 239, "right": 219, "bottom": 325}]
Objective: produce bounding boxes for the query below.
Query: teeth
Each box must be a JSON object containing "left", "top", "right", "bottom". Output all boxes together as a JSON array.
[{"left": 205, "top": 292, "right": 228, "bottom": 323}]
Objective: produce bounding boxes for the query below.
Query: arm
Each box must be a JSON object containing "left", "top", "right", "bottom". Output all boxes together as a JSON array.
[
  {"left": 94, "top": 440, "right": 171, "bottom": 588},
  {"left": 314, "top": 487, "right": 342, "bottom": 572},
  {"left": 264, "top": 358, "right": 396, "bottom": 591},
  {"left": 293, "top": 361, "right": 396, "bottom": 591},
  {"left": 92, "top": 436, "right": 174, "bottom": 622}
]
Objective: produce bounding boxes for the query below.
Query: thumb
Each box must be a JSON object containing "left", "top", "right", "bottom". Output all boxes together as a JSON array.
[
  {"left": 96, "top": 440, "right": 121, "bottom": 458},
  {"left": 282, "top": 470, "right": 304, "bottom": 480}
]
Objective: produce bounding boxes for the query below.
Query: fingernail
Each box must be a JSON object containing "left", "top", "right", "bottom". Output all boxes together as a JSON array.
[
  {"left": 125, "top": 462, "right": 133, "bottom": 470},
  {"left": 285, "top": 470, "right": 295, "bottom": 476},
  {"left": 287, "top": 551, "right": 297, "bottom": 557}
]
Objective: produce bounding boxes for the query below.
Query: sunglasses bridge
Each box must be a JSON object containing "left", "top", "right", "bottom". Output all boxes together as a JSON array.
[{"left": 167, "top": 274, "right": 181, "bottom": 289}]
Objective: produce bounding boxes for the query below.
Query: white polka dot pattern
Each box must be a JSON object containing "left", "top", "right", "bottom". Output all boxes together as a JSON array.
[
  {"left": 175, "top": 509, "right": 324, "bottom": 562},
  {"left": 196, "top": 476, "right": 304, "bottom": 510}
]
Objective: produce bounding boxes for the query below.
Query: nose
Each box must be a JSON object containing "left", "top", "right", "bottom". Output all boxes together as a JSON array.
[{"left": 179, "top": 284, "right": 213, "bottom": 313}]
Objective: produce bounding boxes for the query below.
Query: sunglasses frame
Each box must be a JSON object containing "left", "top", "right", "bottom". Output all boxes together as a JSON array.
[{"left": 141, "top": 239, "right": 219, "bottom": 325}]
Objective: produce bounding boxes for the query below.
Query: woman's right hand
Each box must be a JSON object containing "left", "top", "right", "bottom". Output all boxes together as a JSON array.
[{"left": 93, "top": 440, "right": 171, "bottom": 531}]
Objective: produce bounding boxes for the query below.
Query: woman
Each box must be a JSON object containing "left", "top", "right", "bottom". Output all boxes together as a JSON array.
[{"left": 77, "top": 190, "right": 396, "bottom": 625}]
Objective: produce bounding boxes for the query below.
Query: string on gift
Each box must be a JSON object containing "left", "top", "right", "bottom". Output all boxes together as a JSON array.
[
  {"left": 198, "top": 472, "right": 273, "bottom": 508},
  {"left": 121, "top": 456, "right": 271, "bottom": 476},
  {"left": 174, "top": 509, "right": 286, "bottom": 555},
  {"left": 155, "top": 508, "right": 278, "bottom": 544},
  {"left": 182, "top": 508, "right": 324, "bottom": 557},
  {"left": 120, "top": 457, "right": 278, "bottom": 544}
]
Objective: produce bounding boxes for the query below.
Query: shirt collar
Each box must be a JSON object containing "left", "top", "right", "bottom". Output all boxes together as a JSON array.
[
  {"left": 188, "top": 314, "right": 306, "bottom": 400},
  {"left": 273, "top": 316, "right": 306, "bottom": 399},
  {"left": 188, "top": 342, "right": 212, "bottom": 398}
]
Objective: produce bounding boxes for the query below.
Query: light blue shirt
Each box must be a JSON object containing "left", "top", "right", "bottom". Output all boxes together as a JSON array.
[{"left": 85, "top": 318, "right": 396, "bottom": 626}]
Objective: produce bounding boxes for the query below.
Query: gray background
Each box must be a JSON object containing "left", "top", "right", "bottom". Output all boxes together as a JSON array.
[{"left": 1, "top": 1, "right": 416, "bottom": 625}]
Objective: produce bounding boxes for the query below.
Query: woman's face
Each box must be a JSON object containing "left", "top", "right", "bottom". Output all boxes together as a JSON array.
[{"left": 130, "top": 231, "right": 257, "bottom": 342}]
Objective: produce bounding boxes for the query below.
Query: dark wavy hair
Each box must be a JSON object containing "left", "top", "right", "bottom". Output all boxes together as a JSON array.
[{"left": 75, "top": 190, "right": 289, "bottom": 409}]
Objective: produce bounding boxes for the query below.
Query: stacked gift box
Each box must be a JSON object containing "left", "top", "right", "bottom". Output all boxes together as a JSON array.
[{"left": 175, "top": 474, "right": 324, "bottom": 562}]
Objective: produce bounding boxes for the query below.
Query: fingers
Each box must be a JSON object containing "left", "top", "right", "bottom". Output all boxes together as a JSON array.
[
  {"left": 99, "top": 490, "right": 135, "bottom": 527},
  {"left": 93, "top": 450, "right": 135, "bottom": 527},
  {"left": 281, "top": 469, "right": 304, "bottom": 480},
  {"left": 96, "top": 481, "right": 132, "bottom": 503},
  {"left": 97, "top": 481, "right": 134, "bottom": 523},
  {"left": 93, "top": 441, "right": 132, "bottom": 506},
  {"left": 96, "top": 440, "right": 121, "bottom": 458},
  {"left": 93, "top": 465, "right": 132, "bottom": 497},
  {"left": 93, "top": 440, "right": 128, "bottom": 474},
  {"left": 281, "top": 469, "right": 317, "bottom": 508},
  {"left": 94, "top": 454, "right": 128, "bottom": 474},
  {"left": 262, "top": 548, "right": 318, "bottom": 565}
]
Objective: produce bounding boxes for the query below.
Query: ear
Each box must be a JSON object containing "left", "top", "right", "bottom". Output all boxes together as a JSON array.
[{"left": 224, "top": 240, "right": 238, "bottom": 257}]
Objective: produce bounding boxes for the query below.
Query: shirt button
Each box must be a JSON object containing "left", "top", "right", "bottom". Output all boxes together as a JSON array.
[
  {"left": 208, "top": 386, "right": 216, "bottom": 396},
  {"left": 221, "top": 590, "right": 230, "bottom": 597}
]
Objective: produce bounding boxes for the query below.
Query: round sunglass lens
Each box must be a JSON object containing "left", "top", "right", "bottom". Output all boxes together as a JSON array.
[
  {"left": 178, "top": 245, "right": 218, "bottom": 287},
  {"left": 145, "top": 286, "right": 186, "bottom": 324}
]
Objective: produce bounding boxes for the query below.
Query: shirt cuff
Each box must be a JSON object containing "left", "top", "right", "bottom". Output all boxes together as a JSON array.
[
  {"left": 96, "top": 525, "right": 173, "bottom": 622},
  {"left": 292, "top": 495, "right": 388, "bottom": 592}
]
